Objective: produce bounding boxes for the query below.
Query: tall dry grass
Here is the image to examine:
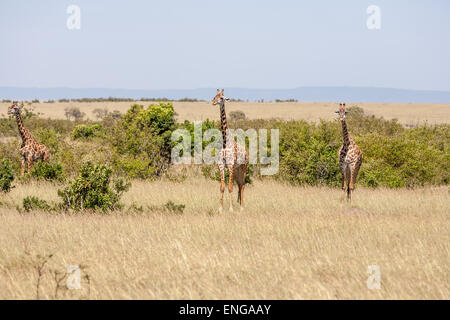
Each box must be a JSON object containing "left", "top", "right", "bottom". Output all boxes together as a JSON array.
[
  {"left": 0, "top": 177, "right": 448, "bottom": 299},
  {"left": 1, "top": 101, "right": 449, "bottom": 125}
]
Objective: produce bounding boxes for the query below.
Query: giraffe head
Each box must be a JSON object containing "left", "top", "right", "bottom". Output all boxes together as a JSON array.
[
  {"left": 335, "top": 103, "right": 348, "bottom": 121},
  {"left": 7, "top": 101, "right": 21, "bottom": 115},
  {"left": 212, "top": 89, "right": 230, "bottom": 106}
]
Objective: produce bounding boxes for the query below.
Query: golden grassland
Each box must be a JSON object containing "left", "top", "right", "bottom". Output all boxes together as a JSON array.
[
  {"left": 0, "top": 101, "right": 448, "bottom": 299},
  {"left": 1, "top": 101, "right": 449, "bottom": 125},
  {"left": 0, "top": 175, "right": 448, "bottom": 299}
]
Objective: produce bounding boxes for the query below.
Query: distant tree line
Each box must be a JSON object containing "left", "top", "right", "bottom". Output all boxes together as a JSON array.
[{"left": 2, "top": 98, "right": 301, "bottom": 103}]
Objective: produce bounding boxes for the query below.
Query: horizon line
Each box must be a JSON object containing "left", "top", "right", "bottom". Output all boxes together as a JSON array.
[{"left": 1, "top": 85, "right": 450, "bottom": 93}]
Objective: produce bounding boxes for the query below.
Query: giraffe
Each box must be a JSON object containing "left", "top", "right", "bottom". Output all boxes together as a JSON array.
[
  {"left": 7, "top": 102, "right": 50, "bottom": 176},
  {"left": 336, "top": 103, "right": 363, "bottom": 201},
  {"left": 212, "top": 89, "right": 249, "bottom": 212}
]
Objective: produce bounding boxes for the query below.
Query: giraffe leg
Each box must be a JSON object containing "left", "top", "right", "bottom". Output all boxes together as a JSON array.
[
  {"left": 239, "top": 164, "right": 247, "bottom": 211},
  {"left": 349, "top": 163, "right": 360, "bottom": 201},
  {"left": 349, "top": 165, "right": 355, "bottom": 189},
  {"left": 20, "top": 156, "right": 26, "bottom": 176},
  {"left": 228, "top": 165, "right": 234, "bottom": 212},
  {"left": 218, "top": 165, "right": 225, "bottom": 213},
  {"left": 237, "top": 185, "right": 241, "bottom": 205},
  {"left": 341, "top": 171, "right": 347, "bottom": 201},
  {"left": 339, "top": 162, "right": 346, "bottom": 201},
  {"left": 347, "top": 184, "right": 351, "bottom": 201},
  {"left": 239, "top": 184, "right": 245, "bottom": 211},
  {"left": 235, "top": 167, "right": 242, "bottom": 205},
  {"left": 27, "top": 156, "right": 33, "bottom": 174},
  {"left": 352, "top": 159, "right": 362, "bottom": 188},
  {"left": 343, "top": 166, "right": 351, "bottom": 201},
  {"left": 344, "top": 181, "right": 349, "bottom": 201},
  {"left": 348, "top": 169, "right": 354, "bottom": 201}
]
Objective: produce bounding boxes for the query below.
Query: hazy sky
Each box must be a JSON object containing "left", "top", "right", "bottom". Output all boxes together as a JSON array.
[{"left": 1, "top": 0, "right": 449, "bottom": 91}]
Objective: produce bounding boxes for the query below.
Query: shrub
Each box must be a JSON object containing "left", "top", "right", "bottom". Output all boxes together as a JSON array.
[
  {"left": 234, "top": 110, "right": 449, "bottom": 188},
  {"left": 278, "top": 120, "right": 341, "bottom": 186},
  {"left": 0, "top": 158, "right": 14, "bottom": 192},
  {"left": 34, "top": 128, "right": 64, "bottom": 154},
  {"left": 109, "top": 103, "right": 177, "bottom": 178},
  {"left": 149, "top": 200, "right": 185, "bottom": 214},
  {"left": 31, "top": 161, "right": 65, "bottom": 182},
  {"left": 164, "top": 200, "right": 185, "bottom": 214},
  {"left": 178, "top": 98, "right": 199, "bottom": 102},
  {"left": 23, "top": 105, "right": 42, "bottom": 120},
  {"left": 0, "top": 141, "right": 20, "bottom": 173},
  {"left": 92, "top": 108, "right": 109, "bottom": 120},
  {"left": 2, "top": 101, "right": 447, "bottom": 190},
  {"left": 64, "top": 107, "right": 85, "bottom": 121},
  {"left": 358, "top": 130, "right": 449, "bottom": 187},
  {"left": 275, "top": 99, "right": 297, "bottom": 102},
  {"left": 181, "top": 119, "right": 217, "bottom": 156},
  {"left": 129, "top": 102, "right": 176, "bottom": 135},
  {"left": 109, "top": 110, "right": 122, "bottom": 119},
  {"left": 92, "top": 108, "right": 122, "bottom": 120},
  {"left": 22, "top": 196, "right": 52, "bottom": 212},
  {"left": 112, "top": 156, "right": 156, "bottom": 179},
  {"left": 72, "top": 124, "right": 102, "bottom": 140},
  {"left": 229, "top": 110, "right": 246, "bottom": 121},
  {"left": 58, "top": 162, "right": 130, "bottom": 212}
]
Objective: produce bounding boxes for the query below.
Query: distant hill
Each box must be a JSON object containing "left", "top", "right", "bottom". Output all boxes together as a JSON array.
[{"left": 1, "top": 86, "right": 450, "bottom": 103}]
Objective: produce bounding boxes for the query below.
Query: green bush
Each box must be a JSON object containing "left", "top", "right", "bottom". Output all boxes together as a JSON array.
[
  {"left": 0, "top": 142, "right": 20, "bottom": 174},
  {"left": 22, "top": 196, "right": 52, "bottom": 212},
  {"left": 148, "top": 200, "right": 185, "bottom": 214},
  {"left": 0, "top": 158, "right": 15, "bottom": 192},
  {"left": 2, "top": 101, "right": 448, "bottom": 189},
  {"left": 275, "top": 114, "right": 449, "bottom": 188},
  {"left": 112, "top": 156, "right": 156, "bottom": 179},
  {"left": 72, "top": 123, "right": 102, "bottom": 140},
  {"left": 109, "top": 103, "right": 177, "bottom": 179},
  {"left": 58, "top": 162, "right": 130, "bottom": 212},
  {"left": 278, "top": 120, "right": 341, "bottom": 186},
  {"left": 358, "top": 130, "right": 449, "bottom": 187},
  {"left": 0, "top": 117, "right": 74, "bottom": 138},
  {"left": 164, "top": 200, "right": 185, "bottom": 214},
  {"left": 31, "top": 161, "right": 65, "bottom": 182},
  {"left": 181, "top": 119, "right": 217, "bottom": 156},
  {"left": 122, "top": 102, "right": 175, "bottom": 135},
  {"left": 35, "top": 128, "right": 63, "bottom": 154}
]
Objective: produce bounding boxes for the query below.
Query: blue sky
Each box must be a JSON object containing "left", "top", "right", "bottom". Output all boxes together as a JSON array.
[{"left": 0, "top": 0, "right": 449, "bottom": 91}]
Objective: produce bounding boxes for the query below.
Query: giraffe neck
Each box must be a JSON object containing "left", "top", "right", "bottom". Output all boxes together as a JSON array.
[
  {"left": 15, "top": 112, "right": 32, "bottom": 143},
  {"left": 219, "top": 101, "right": 229, "bottom": 148},
  {"left": 341, "top": 119, "right": 351, "bottom": 145}
]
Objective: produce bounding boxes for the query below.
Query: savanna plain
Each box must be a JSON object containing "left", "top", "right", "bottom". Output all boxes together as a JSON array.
[{"left": 0, "top": 101, "right": 448, "bottom": 299}]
